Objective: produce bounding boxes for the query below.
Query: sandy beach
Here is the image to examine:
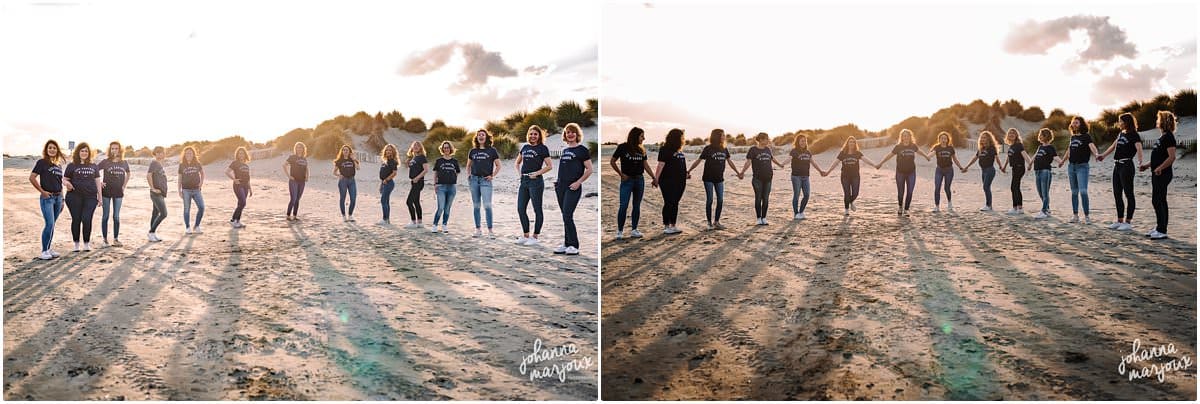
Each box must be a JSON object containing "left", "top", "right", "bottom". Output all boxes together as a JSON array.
[
  {"left": 600, "top": 145, "right": 1196, "bottom": 400},
  {"left": 2, "top": 153, "right": 599, "bottom": 400}
]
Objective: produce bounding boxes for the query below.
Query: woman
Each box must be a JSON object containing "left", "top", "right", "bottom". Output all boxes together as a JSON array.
[
  {"left": 874, "top": 129, "right": 931, "bottom": 215},
  {"left": 1032, "top": 128, "right": 1064, "bottom": 219},
  {"left": 405, "top": 141, "right": 429, "bottom": 228},
  {"left": 377, "top": 144, "right": 400, "bottom": 226},
  {"left": 431, "top": 141, "right": 461, "bottom": 233},
  {"left": 30, "top": 140, "right": 65, "bottom": 260},
  {"left": 740, "top": 132, "right": 785, "bottom": 225},
  {"left": 334, "top": 145, "right": 360, "bottom": 222},
  {"left": 516, "top": 125, "right": 552, "bottom": 245},
  {"left": 1097, "top": 113, "right": 1144, "bottom": 231},
  {"left": 928, "top": 132, "right": 964, "bottom": 212},
  {"left": 466, "top": 129, "right": 501, "bottom": 238},
  {"left": 555, "top": 123, "right": 593, "bottom": 255},
  {"left": 283, "top": 142, "right": 309, "bottom": 221},
  {"left": 178, "top": 146, "right": 206, "bottom": 234},
  {"left": 611, "top": 127, "right": 655, "bottom": 239},
  {"left": 821, "top": 137, "right": 877, "bottom": 216},
  {"left": 97, "top": 141, "right": 129, "bottom": 247},
  {"left": 961, "top": 131, "right": 1001, "bottom": 212},
  {"left": 147, "top": 146, "right": 168, "bottom": 242},
  {"left": 786, "top": 134, "right": 824, "bottom": 220},
  {"left": 1057, "top": 116, "right": 1100, "bottom": 224},
  {"left": 654, "top": 128, "right": 688, "bottom": 234},
  {"left": 1141, "top": 111, "right": 1177, "bottom": 239},
  {"left": 1001, "top": 128, "right": 1034, "bottom": 215},
  {"left": 688, "top": 129, "right": 740, "bottom": 229},
  {"left": 225, "top": 147, "right": 252, "bottom": 228},
  {"left": 63, "top": 142, "right": 102, "bottom": 251}
]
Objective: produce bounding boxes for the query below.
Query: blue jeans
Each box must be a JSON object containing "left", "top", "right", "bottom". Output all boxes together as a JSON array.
[
  {"left": 181, "top": 188, "right": 205, "bottom": 228},
  {"left": 1035, "top": 169, "right": 1052, "bottom": 213},
  {"left": 380, "top": 180, "right": 395, "bottom": 221},
  {"left": 101, "top": 196, "right": 122, "bottom": 240},
  {"left": 287, "top": 180, "right": 305, "bottom": 216},
  {"left": 149, "top": 192, "right": 167, "bottom": 233},
  {"left": 933, "top": 167, "right": 954, "bottom": 206},
  {"left": 896, "top": 171, "right": 916, "bottom": 210},
  {"left": 1067, "top": 163, "right": 1090, "bottom": 216},
  {"left": 39, "top": 194, "right": 63, "bottom": 251},
  {"left": 338, "top": 177, "right": 357, "bottom": 216},
  {"left": 790, "top": 176, "right": 810, "bottom": 214},
  {"left": 703, "top": 181, "right": 724, "bottom": 223},
  {"left": 469, "top": 175, "right": 494, "bottom": 229},
  {"left": 433, "top": 184, "right": 457, "bottom": 226},
  {"left": 232, "top": 184, "right": 248, "bottom": 221},
  {"left": 981, "top": 167, "right": 996, "bottom": 208},
  {"left": 556, "top": 182, "right": 582, "bottom": 248},
  {"left": 616, "top": 177, "right": 644, "bottom": 232},
  {"left": 518, "top": 176, "right": 545, "bottom": 234}
]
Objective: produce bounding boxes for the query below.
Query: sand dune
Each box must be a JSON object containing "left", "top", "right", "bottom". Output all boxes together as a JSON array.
[
  {"left": 3, "top": 154, "right": 599, "bottom": 400},
  {"left": 600, "top": 148, "right": 1196, "bottom": 400}
]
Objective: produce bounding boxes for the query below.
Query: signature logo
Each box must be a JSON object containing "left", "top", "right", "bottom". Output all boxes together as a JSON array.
[
  {"left": 518, "top": 338, "right": 594, "bottom": 383},
  {"left": 1117, "top": 339, "right": 1193, "bottom": 383}
]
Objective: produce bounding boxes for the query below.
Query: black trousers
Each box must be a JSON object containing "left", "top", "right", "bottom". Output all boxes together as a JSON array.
[
  {"left": 1112, "top": 163, "right": 1136, "bottom": 220},
  {"left": 1151, "top": 171, "right": 1172, "bottom": 233}
]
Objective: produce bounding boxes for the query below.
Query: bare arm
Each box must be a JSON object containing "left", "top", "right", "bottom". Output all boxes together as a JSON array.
[
  {"left": 571, "top": 160, "right": 593, "bottom": 190},
  {"left": 653, "top": 162, "right": 665, "bottom": 187},
  {"left": 876, "top": 151, "right": 896, "bottom": 169},
  {"left": 29, "top": 172, "right": 47, "bottom": 197}
]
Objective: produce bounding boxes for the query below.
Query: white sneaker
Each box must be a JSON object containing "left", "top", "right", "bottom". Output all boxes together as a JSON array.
[
  {"left": 1006, "top": 208, "right": 1019, "bottom": 215},
  {"left": 38, "top": 251, "right": 53, "bottom": 260},
  {"left": 488, "top": 230, "right": 495, "bottom": 239},
  {"left": 73, "top": 242, "right": 81, "bottom": 252},
  {"left": 898, "top": 207, "right": 905, "bottom": 215},
  {"left": 553, "top": 245, "right": 568, "bottom": 254},
  {"left": 715, "top": 222, "right": 728, "bottom": 229},
  {"left": 1150, "top": 231, "right": 1168, "bottom": 240},
  {"left": 1145, "top": 229, "right": 1156, "bottom": 237},
  {"left": 430, "top": 225, "right": 439, "bottom": 233},
  {"left": 192, "top": 226, "right": 203, "bottom": 234},
  {"left": 1118, "top": 223, "right": 1133, "bottom": 231},
  {"left": 1069, "top": 215, "right": 1079, "bottom": 223},
  {"left": 49, "top": 249, "right": 61, "bottom": 257},
  {"left": 348, "top": 216, "right": 355, "bottom": 222},
  {"left": 101, "top": 239, "right": 110, "bottom": 248},
  {"left": 440, "top": 225, "right": 449, "bottom": 233},
  {"left": 565, "top": 246, "right": 580, "bottom": 255},
  {"left": 844, "top": 209, "right": 850, "bottom": 216},
  {"left": 523, "top": 238, "right": 541, "bottom": 246},
  {"left": 516, "top": 236, "right": 531, "bottom": 244},
  {"left": 1083, "top": 216, "right": 1091, "bottom": 225},
  {"left": 932, "top": 206, "right": 941, "bottom": 213},
  {"left": 797, "top": 213, "right": 806, "bottom": 220},
  {"left": 630, "top": 229, "right": 644, "bottom": 238},
  {"left": 1034, "top": 212, "right": 1049, "bottom": 219},
  {"left": 850, "top": 202, "right": 857, "bottom": 212},
  {"left": 473, "top": 229, "right": 482, "bottom": 238},
  {"left": 378, "top": 220, "right": 390, "bottom": 226},
  {"left": 761, "top": 219, "right": 770, "bottom": 226},
  {"left": 341, "top": 215, "right": 347, "bottom": 222},
  {"left": 794, "top": 213, "right": 802, "bottom": 220},
  {"left": 1108, "top": 222, "right": 1122, "bottom": 230},
  {"left": 947, "top": 202, "right": 954, "bottom": 212},
  {"left": 82, "top": 242, "right": 92, "bottom": 251},
  {"left": 979, "top": 206, "right": 991, "bottom": 212},
  {"left": 707, "top": 222, "right": 714, "bottom": 230}
]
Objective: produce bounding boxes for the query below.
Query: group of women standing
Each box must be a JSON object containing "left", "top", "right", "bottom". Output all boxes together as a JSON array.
[
  {"left": 611, "top": 111, "right": 1180, "bottom": 240},
  {"left": 27, "top": 123, "right": 595, "bottom": 260}
]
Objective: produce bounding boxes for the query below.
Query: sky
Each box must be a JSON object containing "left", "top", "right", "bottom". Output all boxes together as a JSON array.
[
  {"left": 601, "top": 0, "right": 1198, "bottom": 143},
  {"left": 0, "top": 0, "right": 598, "bottom": 156}
]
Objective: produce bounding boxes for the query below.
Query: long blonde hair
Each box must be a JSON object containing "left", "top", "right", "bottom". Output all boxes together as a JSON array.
[
  {"left": 233, "top": 146, "right": 251, "bottom": 163},
  {"left": 335, "top": 144, "right": 358, "bottom": 162},
  {"left": 406, "top": 141, "right": 426, "bottom": 158},
  {"left": 840, "top": 136, "right": 859, "bottom": 154},
  {"left": 380, "top": 144, "right": 398, "bottom": 162},
  {"left": 1004, "top": 128, "right": 1021, "bottom": 145},
  {"left": 977, "top": 130, "right": 999, "bottom": 151},
  {"left": 897, "top": 129, "right": 914, "bottom": 145}
]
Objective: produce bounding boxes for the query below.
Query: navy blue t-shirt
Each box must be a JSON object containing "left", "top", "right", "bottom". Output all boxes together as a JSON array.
[
  {"left": 1068, "top": 134, "right": 1094, "bottom": 164},
  {"left": 336, "top": 158, "right": 357, "bottom": 178},
  {"left": 837, "top": 150, "right": 863, "bottom": 177},
  {"left": 380, "top": 159, "right": 398, "bottom": 181},
  {"left": 746, "top": 146, "right": 775, "bottom": 180},
  {"left": 32, "top": 158, "right": 63, "bottom": 193},
  {"left": 435, "top": 157, "right": 460, "bottom": 185},
  {"left": 789, "top": 148, "right": 813, "bottom": 177},
  {"left": 557, "top": 145, "right": 589, "bottom": 185},
  {"left": 98, "top": 158, "right": 130, "bottom": 198},
  {"left": 976, "top": 147, "right": 997, "bottom": 169},
  {"left": 148, "top": 160, "right": 168, "bottom": 193},
  {"left": 656, "top": 148, "right": 687, "bottom": 183},
  {"left": 892, "top": 144, "right": 918, "bottom": 174},
  {"left": 178, "top": 162, "right": 204, "bottom": 190},
  {"left": 228, "top": 160, "right": 250, "bottom": 186},
  {"left": 612, "top": 143, "right": 647, "bottom": 178},
  {"left": 933, "top": 145, "right": 955, "bottom": 168},
  {"left": 1114, "top": 131, "right": 1142, "bottom": 161},
  {"left": 1007, "top": 143, "right": 1026, "bottom": 169},
  {"left": 287, "top": 155, "right": 308, "bottom": 181},
  {"left": 407, "top": 155, "right": 427, "bottom": 180},
  {"left": 468, "top": 147, "right": 500, "bottom": 177},
  {"left": 519, "top": 144, "right": 550, "bottom": 174},
  {"left": 1150, "top": 132, "right": 1176, "bottom": 175},
  {"left": 65, "top": 162, "right": 100, "bottom": 197},
  {"left": 699, "top": 145, "right": 730, "bottom": 183},
  {"left": 1033, "top": 145, "right": 1057, "bottom": 170}
]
